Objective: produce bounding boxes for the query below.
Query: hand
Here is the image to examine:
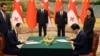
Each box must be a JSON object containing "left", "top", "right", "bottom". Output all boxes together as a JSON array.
[
  {"left": 21, "top": 40, "right": 26, "bottom": 44},
  {"left": 69, "top": 41, "right": 74, "bottom": 44},
  {"left": 66, "top": 38, "right": 72, "bottom": 41}
]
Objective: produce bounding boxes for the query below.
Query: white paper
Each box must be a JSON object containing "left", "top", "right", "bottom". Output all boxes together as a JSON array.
[
  {"left": 25, "top": 41, "right": 40, "bottom": 44},
  {"left": 56, "top": 39, "right": 69, "bottom": 42}
]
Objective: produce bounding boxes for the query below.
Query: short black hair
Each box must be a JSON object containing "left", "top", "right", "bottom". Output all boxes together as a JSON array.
[
  {"left": 71, "top": 23, "right": 80, "bottom": 30},
  {"left": 16, "top": 23, "right": 21, "bottom": 28},
  {"left": 0, "top": 3, "right": 7, "bottom": 7}
]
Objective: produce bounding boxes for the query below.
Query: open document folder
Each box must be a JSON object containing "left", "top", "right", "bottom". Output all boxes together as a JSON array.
[
  {"left": 56, "top": 39, "right": 70, "bottom": 42},
  {"left": 25, "top": 40, "right": 41, "bottom": 44}
]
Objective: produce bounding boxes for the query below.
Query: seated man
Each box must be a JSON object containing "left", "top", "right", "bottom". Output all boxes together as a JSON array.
[
  {"left": 67, "top": 24, "right": 89, "bottom": 56},
  {"left": 3, "top": 23, "right": 25, "bottom": 55}
]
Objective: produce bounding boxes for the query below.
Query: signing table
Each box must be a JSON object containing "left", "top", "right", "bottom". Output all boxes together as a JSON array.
[{"left": 18, "top": 36, "right": 73, "bottom": 56}]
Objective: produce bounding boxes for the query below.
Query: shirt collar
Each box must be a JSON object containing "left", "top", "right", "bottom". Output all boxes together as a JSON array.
[
  {"left": 0, "top": 10, "right": 4, "bottom": 15},
  {"left": 14, "top": 28, "right": 17, "bottom": 34},
  {"left": 77, "top": 29, "right": 81, "bottom": 35},
  {"left": 0, "top": 10, "right": 6, "bottom": 19},
  {"left": 41, "top": 8, "right": 44, "bottom": 11}
]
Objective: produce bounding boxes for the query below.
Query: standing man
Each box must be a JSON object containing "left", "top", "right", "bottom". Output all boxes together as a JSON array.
[
  {"left": 55, "top": 6, "right": 67, "bottom": 37},
  {"left": 0, "top": 3, "right": 11, "bottom": 37},
  {"left": 37, "top": 4, "right": 48, "bottom": 36}
]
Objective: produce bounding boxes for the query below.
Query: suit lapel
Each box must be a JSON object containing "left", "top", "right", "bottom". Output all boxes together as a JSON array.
[
  {"left": 0, "top": 11, "right": 6, "bottom": 22},
  {"left": 13, "top": 30, "right": 18, "bottom": 38},
  {"left": 0, "top": 12, "right": 4, "bottom": 21}
]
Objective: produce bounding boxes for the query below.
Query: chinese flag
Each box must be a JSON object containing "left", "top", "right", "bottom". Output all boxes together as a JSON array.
[
  {"left": 67, "top": 0, "right": 78, "bottom": 26},
  {"left": 80, "top": 0, "right": 90, "bottom": 24},
  {"left": 54, "top": 0, "right": 63, "bottom": 20},
  {"left": 42, "top": 0, "right": 51, "bottom": 27},
  {"left": 26, "top": 0, "right": 36, "bottom": 30},
  {"left": 11, "top": 0, "right": 23, "bottom": 27}
]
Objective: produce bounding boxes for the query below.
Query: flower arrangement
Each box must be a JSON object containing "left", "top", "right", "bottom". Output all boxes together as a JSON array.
[{"left": 41, "top": 34, "right": 56, "bottom": 46}]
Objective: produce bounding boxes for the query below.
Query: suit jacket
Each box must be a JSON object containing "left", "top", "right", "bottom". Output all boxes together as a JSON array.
[
  {"left": 83, "top": 17, "right": 96, "bottom": 38},
  {"left": 55, "top": 11, "right": 67, "bottom": 26},
  {"left": 4, "top": 29, "right": 21, "bottom": 54},
  {"left": 73, "top": 30, "right": 89, "bottom": 55},
  {"left": 0, "top": 11, "right": 11, "bottom": 37},
  {"left": 37, "top": 9, "right": 48, "bottom": 25}
]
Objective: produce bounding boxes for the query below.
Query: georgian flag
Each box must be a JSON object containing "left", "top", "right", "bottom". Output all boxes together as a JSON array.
[
  {"left": 68, "top": 0, "right": 78, "bottom": 26},
  {"left": 11, "top": 0, "right": 23, "bottom": 27}
]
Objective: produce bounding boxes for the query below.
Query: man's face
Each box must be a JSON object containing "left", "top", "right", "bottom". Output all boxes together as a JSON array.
[
  {"left": 16, "top": 26, "right": 22, "bottom": 33},
  {"left": 2, "top": 5, "right": 7, "bottom": 12},
  {"left": 40, "top": 4, "right": 44, "bottom": 9},
  {"left": 59, "top": 6, "right": 63, "bottom": 11},
  {"left": 71, "top": 29, "right": 77, "bottom": 34}
]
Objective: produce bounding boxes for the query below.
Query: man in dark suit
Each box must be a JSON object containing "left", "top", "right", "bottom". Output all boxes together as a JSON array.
[
  {"left": 37, "top": 4, "right": 48, "bottom": 36},
  {"left": 55, "top": 6, "right": 67, "bottom": 37},
  {"left": 4, "top": 23, "right": 25, "bottom": 55},
  {"left": 0, "top": 3, "right": 11, "bottom": 37},
  {"left": 67, "top": 24, "right": 89, "bottom": 56}
]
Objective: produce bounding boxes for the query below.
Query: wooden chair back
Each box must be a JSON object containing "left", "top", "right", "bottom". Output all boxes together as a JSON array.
[
  {"left": 0, "top": 33, "right": 5, "bottom": 56},
  {"left": 92, "top": 33, "right": 99, "bottom": 56}
]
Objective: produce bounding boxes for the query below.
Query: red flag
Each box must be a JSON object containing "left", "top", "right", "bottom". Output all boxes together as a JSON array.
[
  {"left": 54, "top": 0, "right": 63, "bottom": 20},
  {"left": 80, "top": 0, "right": 90, "bottom": 24},
  {"left": 42, "top": 0, "right": 51, "bottom": 27},
  {"left": 11, "top": 0, "right": 23, "bottom": 27},
  {"left": 26, "top": 0, "right": 37, "bottom": 30},
  {"left": 67, "top": 0, "right": 78, "bottom": 26}
]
